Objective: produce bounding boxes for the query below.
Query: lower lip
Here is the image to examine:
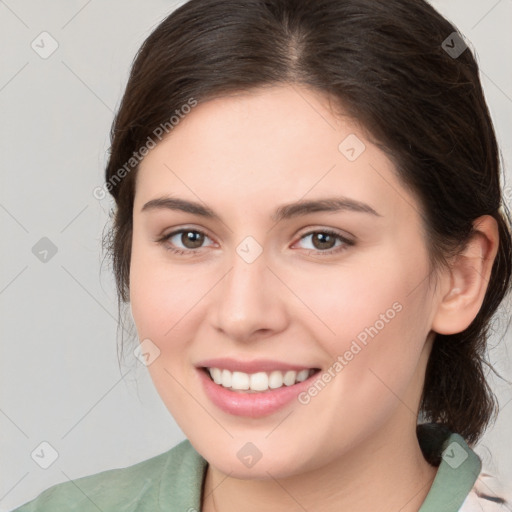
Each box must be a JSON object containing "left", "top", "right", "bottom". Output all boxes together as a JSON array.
[{"left": 197, "top": 368, "right": 321, "bottom": 418}]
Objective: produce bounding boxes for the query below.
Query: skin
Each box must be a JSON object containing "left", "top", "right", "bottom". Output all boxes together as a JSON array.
[{"left": 129, "top": 84, "right": 498, "bottom": 512}]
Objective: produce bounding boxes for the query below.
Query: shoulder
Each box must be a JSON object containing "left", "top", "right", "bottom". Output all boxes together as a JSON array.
[{"left": 10, "top": 439, "right": 202, "bottom": 512}]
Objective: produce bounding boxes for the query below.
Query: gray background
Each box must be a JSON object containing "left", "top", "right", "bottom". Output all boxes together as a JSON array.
[{"left": 1, "top": 1, "right": 511, "bottom": 510}]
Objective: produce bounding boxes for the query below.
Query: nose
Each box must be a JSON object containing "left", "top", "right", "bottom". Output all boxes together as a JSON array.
[{"left": 210, "top": 245, "right": 288, "bottom": 343}]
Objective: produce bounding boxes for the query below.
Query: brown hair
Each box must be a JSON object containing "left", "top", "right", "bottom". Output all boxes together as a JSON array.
[{"left": 103, "top": 0, "right": 512, "bottom": 446}]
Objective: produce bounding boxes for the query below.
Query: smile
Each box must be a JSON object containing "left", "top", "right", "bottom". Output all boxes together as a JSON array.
[{"left": 204, "top": 367, "right": 319, "bottom": 392}]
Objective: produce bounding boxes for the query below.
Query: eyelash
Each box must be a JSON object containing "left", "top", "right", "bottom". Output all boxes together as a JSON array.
[{"left": 155, "top": 227, "right": 354, "bottom": 257}]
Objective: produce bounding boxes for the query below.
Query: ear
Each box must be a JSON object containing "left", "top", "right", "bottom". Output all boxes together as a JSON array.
[{"left": 431, "top": 215, "right": 499, "bottom": 335}]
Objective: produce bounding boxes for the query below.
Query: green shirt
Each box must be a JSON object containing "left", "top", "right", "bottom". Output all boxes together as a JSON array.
[{"left": 11, "top": 431, "right": 482, "bottom": 512}]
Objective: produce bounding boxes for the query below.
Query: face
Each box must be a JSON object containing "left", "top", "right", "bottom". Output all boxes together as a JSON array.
[{"left": 130, "top": 85, "right": 442, "bottom": 478}]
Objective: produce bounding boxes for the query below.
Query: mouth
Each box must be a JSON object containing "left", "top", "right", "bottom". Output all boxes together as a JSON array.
[{"left": 201, "top": 367, "right": 322, "bottom": 393}]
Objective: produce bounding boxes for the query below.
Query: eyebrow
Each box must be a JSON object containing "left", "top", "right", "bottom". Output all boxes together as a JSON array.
[{"left": 141, "top": 196, "right": 381, "bottom": 223}]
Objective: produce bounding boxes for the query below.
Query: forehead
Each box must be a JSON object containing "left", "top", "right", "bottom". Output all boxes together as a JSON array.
[{"left": 134, "top": 85, "right": 416, "bottom": 222}]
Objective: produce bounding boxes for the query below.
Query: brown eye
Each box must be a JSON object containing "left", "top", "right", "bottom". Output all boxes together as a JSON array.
[
  {"left": 179, "top": 230, "right": 205, "bottom": 249},
  {"left": 157, "top": 228, "right": 213, "bottom": 254},
  {"left": 296, "top": 229, "right": 354, "bottom": 255},
  {"left": 310, "top": 232, "right": 337, "bottom": 250}
]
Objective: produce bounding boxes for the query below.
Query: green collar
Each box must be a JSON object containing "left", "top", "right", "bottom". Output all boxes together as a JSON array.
[{"left": 419, "top": 431, "right": 481, "bottom": 512}]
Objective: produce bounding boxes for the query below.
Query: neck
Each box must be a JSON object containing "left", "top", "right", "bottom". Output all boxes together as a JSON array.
[{"left": 202, "top": 415, "right": 438, "bottom": 512}]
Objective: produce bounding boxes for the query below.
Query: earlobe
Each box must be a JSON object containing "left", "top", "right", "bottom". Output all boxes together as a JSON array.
[{"left": 431, "top": 215, "right": 499, "bottom": 335}]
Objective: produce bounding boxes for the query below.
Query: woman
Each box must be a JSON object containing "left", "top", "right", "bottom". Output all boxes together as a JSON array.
[{"left": 12, "top": 0, "right": 511, "bottom": 510}]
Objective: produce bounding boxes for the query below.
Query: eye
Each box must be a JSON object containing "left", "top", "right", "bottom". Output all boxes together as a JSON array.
[
  {"left": 294, "top": 229, "right": 354, "bottom": 256},
  {"left": 156, "top": 228, "right": 214, "bottom": 255}
]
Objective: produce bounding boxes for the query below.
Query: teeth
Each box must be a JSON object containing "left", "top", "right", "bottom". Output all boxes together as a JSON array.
[
  {"left": 231, "top": 371, "right": 249, "bottom": 390},
  {"left": 221, "top": 369, "right": 232, "bottom": 388},
  {"left": 268, "top": 370, "right": 284, "bottom": 389},
  {"left": 296, "top": 369, "right": 310, "bottom": 382},
  {"left": 206, "top": 367, "right": 316, "bottom": 392},
  {"left": 211, "top": 368, "right": 223, "bottom": 385},
  {"left": 250, "top": 372, "right": 268, "bottom": 391}
]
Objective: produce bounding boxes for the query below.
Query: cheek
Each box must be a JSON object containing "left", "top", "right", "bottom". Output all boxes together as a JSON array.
[
  {"left": 129, "top": 252, "right": 205, "bottom": 420},
  {"left": 129, "top": 227, "right": 201, "bottom": 340},
  {"left": 287, "top": 249, "right": 429, "bottom": 352},
  {"left": 293, "top": 250, "right": 432, "bottom": 402},
  {"left": 129, "top": 242, "right": 219, "bottom": 408},
  {"left": 130, "top": 271, "right": 193, "bottom": 337}
]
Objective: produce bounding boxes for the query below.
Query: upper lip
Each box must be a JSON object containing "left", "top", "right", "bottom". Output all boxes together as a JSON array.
[{"left": 196, "top": 357, "right": 319, "bottom": 374}]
